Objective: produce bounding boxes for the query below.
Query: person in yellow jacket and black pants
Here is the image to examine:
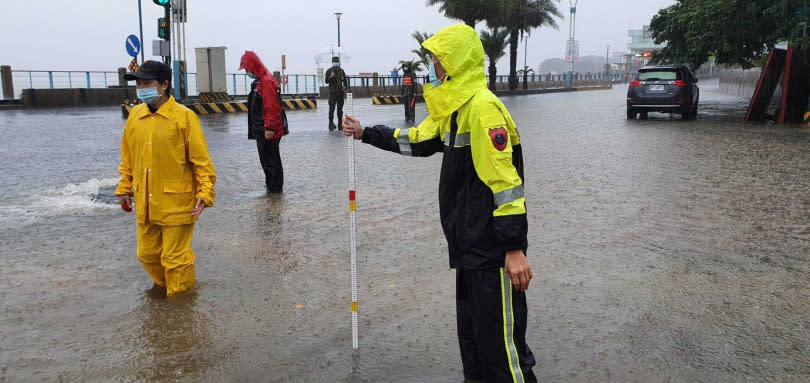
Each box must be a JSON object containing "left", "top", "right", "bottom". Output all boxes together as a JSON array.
[
  {"left": 116, "top": 61, "right": 216, "bottom": 297},
  {"left": 344, "top": 25, "right": 536, "bottom": 382}
]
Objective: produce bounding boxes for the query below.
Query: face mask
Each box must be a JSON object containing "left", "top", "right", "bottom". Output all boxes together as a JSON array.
[
  {"left": 332, "top": 63, "right": 340, "bottom": 67},
  {"left": 428, "top": 61, "right": 442, "bottom": 88},
  {"left": 137, "top": 86, "right": 161, "bottom": 104}
]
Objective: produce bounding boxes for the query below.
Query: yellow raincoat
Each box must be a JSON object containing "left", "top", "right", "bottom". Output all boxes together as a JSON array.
[
  {"left": 115, "top": 96, "right": 216, "bottom": 225},
  {"left": 356, "top": 24, "right": 536, "bottom": 381},
  {"left": 116, "top": 96, "right": 216, "bottom": 295}
]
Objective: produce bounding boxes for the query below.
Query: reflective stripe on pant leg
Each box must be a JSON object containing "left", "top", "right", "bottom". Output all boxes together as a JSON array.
[{"left": 500, "top": 268, "right": 525, "bottom": 383}]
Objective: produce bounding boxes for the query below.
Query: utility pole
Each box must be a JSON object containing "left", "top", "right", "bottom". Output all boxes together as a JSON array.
[
  {"left": 567, "top": 0, "right": 580, "bottom": 87},
  {"left": 335, "top": 12, "right": 343, "bottom": 48},
  {"left": 138, "top": 0, "right": 145, "bottom": 63}
]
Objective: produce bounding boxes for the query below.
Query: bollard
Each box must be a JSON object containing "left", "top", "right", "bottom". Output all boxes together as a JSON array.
[
  {"left": 1, "top": 65, "right": 13, "bottom": 100},
  {"left": 118, "top": 67, "right": 128, "bottom": 87}
]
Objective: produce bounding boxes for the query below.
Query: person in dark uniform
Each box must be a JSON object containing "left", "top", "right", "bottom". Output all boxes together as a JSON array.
[
  {"left": 401, "top": 62, "right": 417, "bottom": 124},
  {"left": 325, "top": 56, "right": 347, "bottom": 131},
  {"left": 343, "top": 24, "right": 536, "bottom": 383},
  {"left": 240, "top": 51, "right": 286, "bottom": 194}
]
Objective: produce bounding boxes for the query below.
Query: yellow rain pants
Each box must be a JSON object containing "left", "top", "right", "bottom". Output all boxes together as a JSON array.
[{"left": 136, "top": 222, "right": 196, "bottom": 296}]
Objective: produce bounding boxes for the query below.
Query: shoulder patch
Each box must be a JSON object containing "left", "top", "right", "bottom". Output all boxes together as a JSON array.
[{"left": 489, "top": 127, "right": 508, "bottom": 151}]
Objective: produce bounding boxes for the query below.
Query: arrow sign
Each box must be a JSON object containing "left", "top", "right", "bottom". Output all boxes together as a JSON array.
[{"left": 126, "top": 35, "right": 141, "bottom": 58}]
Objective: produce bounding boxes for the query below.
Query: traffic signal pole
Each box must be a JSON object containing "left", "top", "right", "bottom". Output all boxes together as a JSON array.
[
  {"left": 164, "top": 4, "right": 171, "bottom": 64},
  {"left": 138, "top": 0, "right": 145, "bottom": 63}
]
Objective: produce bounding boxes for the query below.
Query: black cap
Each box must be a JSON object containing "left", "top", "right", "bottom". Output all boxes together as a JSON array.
[{"left": 124, "top": 60, "right": 172, "bottom": 82}]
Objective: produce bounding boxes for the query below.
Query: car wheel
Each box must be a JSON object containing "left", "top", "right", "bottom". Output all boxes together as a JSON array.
[
  {"left": 681, "top": 104, "right": 692, "bottom": 120},
  {"left": 627, "top": 108, "right": 635, "bottom": 120},
  {"left": 691, "top": 99, "right": 699, "bottom": 119}
]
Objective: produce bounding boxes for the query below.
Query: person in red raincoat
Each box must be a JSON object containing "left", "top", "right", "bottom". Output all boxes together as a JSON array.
[{"left": 240, "top": 51, "right": 286, "bottom": 193}]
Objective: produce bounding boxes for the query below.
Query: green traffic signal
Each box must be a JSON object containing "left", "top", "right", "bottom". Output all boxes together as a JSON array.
[
  {"left": 158, "top": 17, "right": 170, "bottom": 40},
  {"left": 152, "top": 0, "right": 170, "bottom": 6}
]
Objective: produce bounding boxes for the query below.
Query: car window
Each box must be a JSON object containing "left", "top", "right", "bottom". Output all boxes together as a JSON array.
[{"left": 638, "top": 71, "right": 679, "bottom": 81}]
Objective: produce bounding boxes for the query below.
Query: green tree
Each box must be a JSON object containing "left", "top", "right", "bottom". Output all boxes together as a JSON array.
[
  {"left": 411, "top": 31, "right": 434, "bottom": 71},
  {"left": 480, "top": 27, "right": 511, "bottom": 90},
  {"left": 487, "top": 0, "right": 561, "bottom": 90},
  {"left": 398, "top": 59, "right": 424, "bottom": 75},
  {"left": 517, "top": 65, "right": 535, "bottom": 89},
  {"left": 426, "top": 0, "right": 491, "bottom": 27},
  {"left": 650, "top": 0, "right": 809, "bottom": 69}
]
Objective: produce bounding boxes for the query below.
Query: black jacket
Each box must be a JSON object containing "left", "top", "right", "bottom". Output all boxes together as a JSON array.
[{"left": 247, "top": 79, "right": 264, "bottom": 140}]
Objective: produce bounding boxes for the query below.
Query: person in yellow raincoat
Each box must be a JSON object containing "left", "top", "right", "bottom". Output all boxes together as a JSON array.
[
  {"left": 343, "top": 25, "right": 537, "bottom": 382},
  {"left": 115, "top": 61, "right": 216, "bottom": 297}
]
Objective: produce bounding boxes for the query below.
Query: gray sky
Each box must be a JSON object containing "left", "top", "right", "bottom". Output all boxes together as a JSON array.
[{"left": 1, "top": 0, "right": 675, "bottom": 75}]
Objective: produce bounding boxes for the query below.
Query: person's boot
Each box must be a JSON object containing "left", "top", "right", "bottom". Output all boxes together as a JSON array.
[
  {"left": 337, "top": 116, "right": 343, "bottom": 130},
  {"left": 329, "top": 121, "right": 336, "bottom": 131}
]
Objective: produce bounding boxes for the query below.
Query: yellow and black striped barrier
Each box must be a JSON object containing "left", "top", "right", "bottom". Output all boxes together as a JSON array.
[
  {"left": 198, "top": 92, "right": 230, "bottom": 103},
  {"left": 187, "top": 101, "right": 249, "bottom": 115},
  {"left": 122, "top": 98, "right": 316, "bottom": 118},
  {"left": 576, "top": 84, "right": 613, "bottom": 91},
  {"left": 281, "top": 98, "right": 317, "bottom": 110},
  {"left": 372, "top": 95, "right": 401, "bottom": 105}
]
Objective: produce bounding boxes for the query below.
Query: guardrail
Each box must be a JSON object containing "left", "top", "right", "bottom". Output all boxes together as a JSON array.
[
  {"left": 2, "top": 68, "right": 654, "bottom": 101},
  {"left": 3, "top": 70, "right": 318, "bottom": 100}
]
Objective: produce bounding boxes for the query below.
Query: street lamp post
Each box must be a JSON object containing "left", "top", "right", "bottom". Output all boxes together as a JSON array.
[
  {"left": 335, "top": 12, "right": 343, "bottom": 48},
  {"left": 567, "top": 0, "right": 579, "bottom": 87}
]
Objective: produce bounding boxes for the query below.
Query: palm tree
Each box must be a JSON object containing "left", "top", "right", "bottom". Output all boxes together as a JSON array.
[
  {"left": 411, "top": 31, "right": 434, "bottom": 70},
  {"left": 398, "top": 59, "right": 424, "bottom": 74},
  {"left": 517, "top": 65, "right": 535, "bottom": 89},
  {"left": 426, "top": 0, "right": 491, "bottom": 27},
  {"left": 480, "top": 28, "right": 510, "bottom": 91},
  {"left": 487, "top": 0, "right": 561, "bottom": 90}
]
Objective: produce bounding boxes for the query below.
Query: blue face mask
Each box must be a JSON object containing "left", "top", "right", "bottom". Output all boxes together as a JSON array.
[
  {"left": 136, "top": 87, "right": 161, "bottom": 104},
  {"left": 428, "top": 61, "right": 442, "bottom": 88}
]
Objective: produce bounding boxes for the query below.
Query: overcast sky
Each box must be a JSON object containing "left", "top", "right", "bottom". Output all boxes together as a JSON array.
[{"left": 1, "top": 0, "right": 675, "bottom": 75}]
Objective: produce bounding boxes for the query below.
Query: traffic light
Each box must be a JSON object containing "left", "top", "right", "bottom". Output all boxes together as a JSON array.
[
  {"left": 158, "top": 17, "right": 170, "bottom": 40},
  {"left": 152, "top": 0, "right": 170, "bottom": 5}
]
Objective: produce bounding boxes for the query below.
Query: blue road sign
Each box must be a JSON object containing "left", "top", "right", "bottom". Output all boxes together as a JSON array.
[{"left": 126, "top": 35, "right": 141, "bottom": 58}]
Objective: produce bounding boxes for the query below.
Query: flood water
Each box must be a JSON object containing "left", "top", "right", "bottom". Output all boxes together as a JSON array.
[{"left": 1, "top": 80, "right": 809, "bottom": 382}]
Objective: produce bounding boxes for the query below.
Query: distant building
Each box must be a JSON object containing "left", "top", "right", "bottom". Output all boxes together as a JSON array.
[{"left": 627, "top": 25, "right": 666, "bottom": 70}]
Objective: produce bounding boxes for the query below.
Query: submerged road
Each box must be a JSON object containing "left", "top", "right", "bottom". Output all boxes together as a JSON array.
[{"left": 1, "top": 81, "right": 809, "bottom": 382}]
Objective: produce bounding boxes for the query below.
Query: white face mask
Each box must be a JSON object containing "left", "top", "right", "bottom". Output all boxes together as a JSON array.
[{"left": 332, "top": 63, "right": 340, "bottom": 67}]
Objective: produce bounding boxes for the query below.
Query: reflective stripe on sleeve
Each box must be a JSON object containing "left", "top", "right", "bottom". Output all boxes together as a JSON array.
[
  {"left": 398, "top": 128, "right": 412, "bottom": 156},
  {"left": 493, "top": 184, "right": 524, "bottom": 206}
]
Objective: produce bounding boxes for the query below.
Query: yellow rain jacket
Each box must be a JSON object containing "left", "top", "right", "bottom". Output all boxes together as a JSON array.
[
  {"left": 360, "top": 24, "right": 527, "bottom": 269},
  {"left": 116, "top": 96, "right": 216, "bottom": 226}
]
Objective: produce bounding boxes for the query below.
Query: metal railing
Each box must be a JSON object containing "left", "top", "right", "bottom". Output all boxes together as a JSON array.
[
  {"left": 2, "top": 69, "right": 639, "bottom": 101},
  {"left": 335, "top": 72, "right": 627, "bottom": 94},
  {"left": 7, "top": 70, "right": 120, "bottom": 99},
  {"left": 4, "top": 70, "right": 319, "bottom": 100}
]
